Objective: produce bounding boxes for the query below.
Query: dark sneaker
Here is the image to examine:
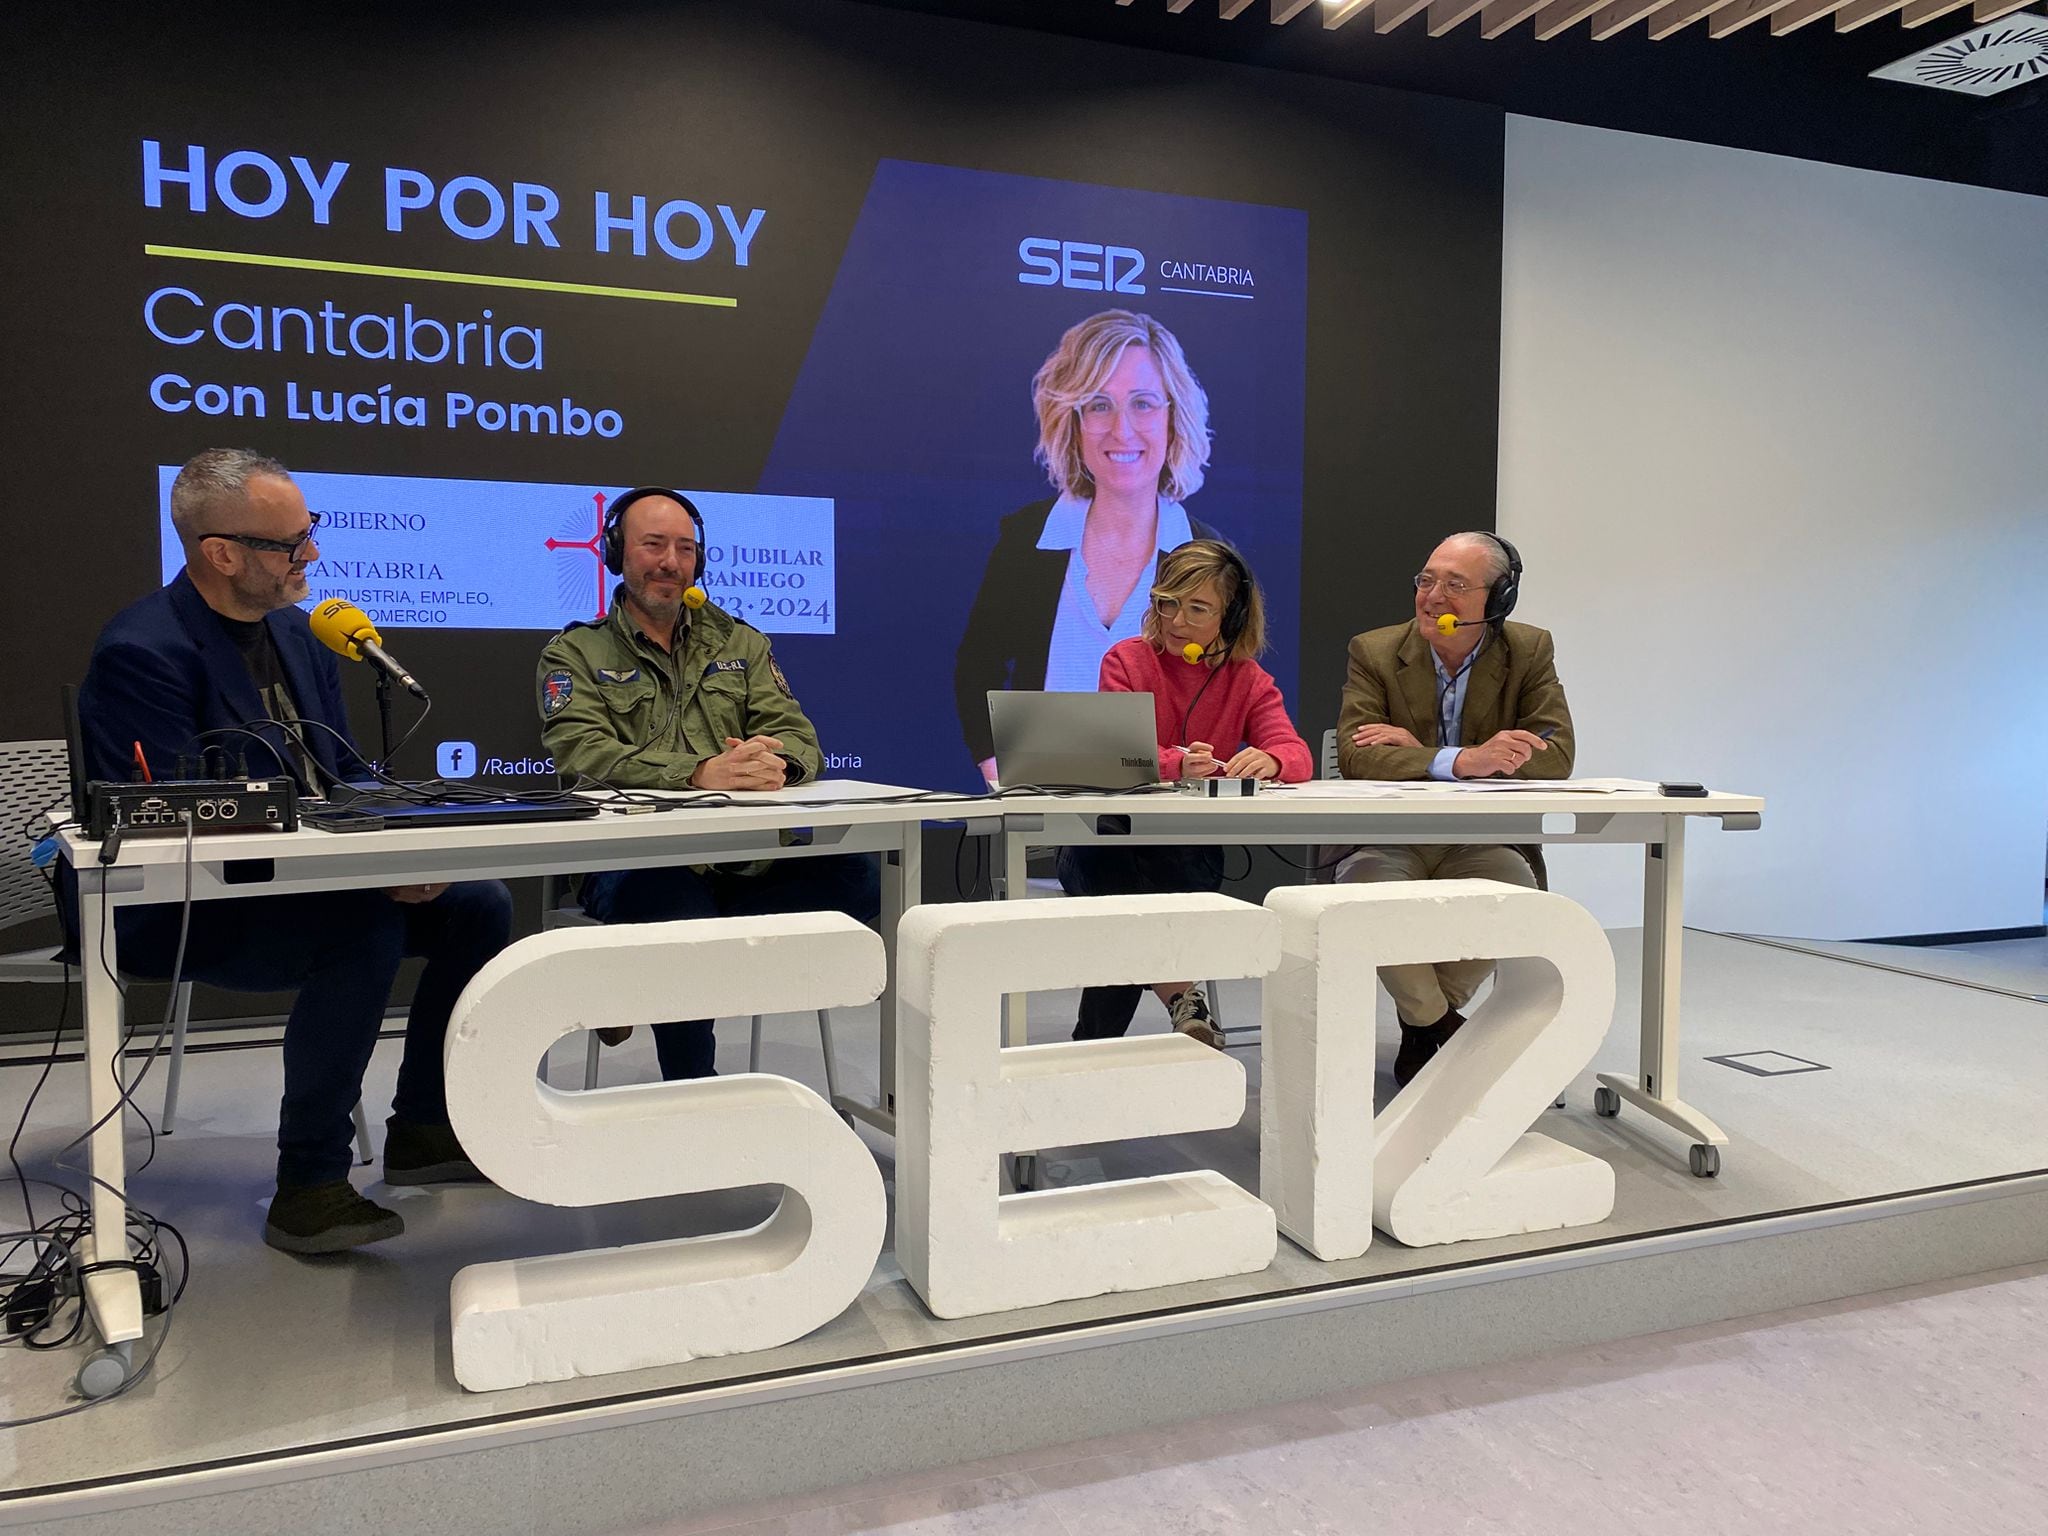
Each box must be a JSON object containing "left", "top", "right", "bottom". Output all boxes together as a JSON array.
[
  {"left": 595, "top": 1026, "right": 632, "bottom": 1047},
  {"left": 383, "top": 1118, "right": 485, "bottom": 1187},
  {"left": 1393, "top": 1008, "right": 1466, "bottom": 1089},
  {"left": 1168, "top": 986, "right": 1223, "bottom": 1051},
  {"left": 263, "top": 1180, "right": 403, "bottom": 1256}
]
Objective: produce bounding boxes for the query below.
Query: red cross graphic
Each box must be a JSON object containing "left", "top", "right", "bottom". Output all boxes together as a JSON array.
[{"left": 544, "top": 491, "right": 610, "bottom": 620}]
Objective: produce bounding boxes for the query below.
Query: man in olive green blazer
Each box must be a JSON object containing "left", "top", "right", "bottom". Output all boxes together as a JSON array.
[{"left": 1334, "top": 532, "right": 1575, "bottom": 1088}]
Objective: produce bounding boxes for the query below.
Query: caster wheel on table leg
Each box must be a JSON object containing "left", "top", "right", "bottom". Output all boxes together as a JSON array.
[
  {"left": 1594, "top": 1086, "right": 1621, "bottom": 1119},
  {"left": 1689, "top": 1144, "right": 1721, "bottom": 1179},
  {"left": 1011, "top": 1153, "right": 1038, "bottom": 1192},
  {"left": 75, "top": 1342, "right": 133, "bottom": 1400}
]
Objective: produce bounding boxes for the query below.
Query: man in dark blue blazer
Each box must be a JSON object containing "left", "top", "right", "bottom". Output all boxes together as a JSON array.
[{"left": 76, "top": 449, "right": 512, "bottom": 1256}]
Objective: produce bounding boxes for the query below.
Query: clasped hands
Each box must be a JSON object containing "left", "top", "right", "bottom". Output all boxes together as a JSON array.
[
  {"left": 690, "top": 735, "right": 790, "bottom": 792},
  {"left": 1349, "top": 722, "right": 1549, "bottom": 778}
]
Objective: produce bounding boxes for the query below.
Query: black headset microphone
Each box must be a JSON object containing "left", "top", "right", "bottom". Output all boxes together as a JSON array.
[{"left": 1433, "top": 532, "right": 1522, "bottom": 637}]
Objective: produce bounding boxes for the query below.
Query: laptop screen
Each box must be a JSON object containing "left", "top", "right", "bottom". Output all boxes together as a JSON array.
[{"left": 986, "top": 691, "right": 1160, "bottom": 791}]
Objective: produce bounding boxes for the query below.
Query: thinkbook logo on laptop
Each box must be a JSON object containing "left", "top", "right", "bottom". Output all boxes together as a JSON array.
[{"left": 1121, "top": 757, "right": 1151, "bottom": 769}]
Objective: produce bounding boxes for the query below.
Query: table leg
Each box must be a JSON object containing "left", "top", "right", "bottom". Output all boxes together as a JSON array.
[
  {"left": 872, "top": 823, "right": 921, "bottom": 1122},
  {"left": 1596, "top": 813, "right": 1729, "bottom": 1175},
  {"left": 75, "top": 875, "right": 144, "bottom": 1346},
  {"left": 996, "top": 829, "right": 1029, "bottom": 1048}
]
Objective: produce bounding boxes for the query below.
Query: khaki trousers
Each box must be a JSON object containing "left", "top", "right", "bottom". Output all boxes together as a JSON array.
[{"left": 1333, "top": 844, "right": 1537, "bottom": 1028}]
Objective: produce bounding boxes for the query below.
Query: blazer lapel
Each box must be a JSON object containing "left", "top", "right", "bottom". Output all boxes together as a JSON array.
[
  {"left": 1394, "top": 626, "right": 1438, "bottom": 745},
  {"left": 1461, "top": 633, "right": 1510, "bottom": 745},
  {"left": 167, "top": 573, "right": 267, "bottom": 741}
]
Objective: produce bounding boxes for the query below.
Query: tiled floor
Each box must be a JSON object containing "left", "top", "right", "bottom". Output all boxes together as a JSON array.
[{"left": 644, "top": 1259, "right": 2048, "bottom": 1536}]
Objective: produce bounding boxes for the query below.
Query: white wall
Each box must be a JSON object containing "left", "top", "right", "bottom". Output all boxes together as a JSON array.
[{"left": 1498, "top": 116, "right": 2048, "bottom": 939}]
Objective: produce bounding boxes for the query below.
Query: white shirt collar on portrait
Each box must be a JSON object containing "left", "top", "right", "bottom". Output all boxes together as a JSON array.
[{"left": 1035, "top": 492, "right": 1192, "bottom": 553}]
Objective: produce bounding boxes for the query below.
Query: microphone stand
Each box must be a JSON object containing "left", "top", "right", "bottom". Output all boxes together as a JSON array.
[{"left": 374, "top": 668, "right": 396, "bottom": 776}]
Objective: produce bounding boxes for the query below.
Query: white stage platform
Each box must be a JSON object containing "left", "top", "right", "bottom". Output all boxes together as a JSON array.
[{"left": 2, "top": 928, "right": 2044, "bottom": 1535}]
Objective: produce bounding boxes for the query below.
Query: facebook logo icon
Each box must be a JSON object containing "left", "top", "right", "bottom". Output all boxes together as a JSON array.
[{"left": 436, "top": 741, "right": 478, "bottom": 778}]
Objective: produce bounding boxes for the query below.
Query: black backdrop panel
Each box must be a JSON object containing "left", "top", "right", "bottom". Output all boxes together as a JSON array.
[{"left": 0, "top": 0, "right": 1503, "bottom": 784}]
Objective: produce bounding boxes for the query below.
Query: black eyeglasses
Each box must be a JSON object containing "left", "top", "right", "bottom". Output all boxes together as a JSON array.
[{"left": 208, "top": 512, "right": 322, "bottom": 560}]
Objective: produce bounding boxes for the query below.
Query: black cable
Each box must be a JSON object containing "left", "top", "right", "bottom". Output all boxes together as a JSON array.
[
  {"left": 0, "top": 1224, "right": 182, "bottom": 1426},
  {"left": 21, "top": 792, "right": 72, "bottom": 849},
  {"left": 0, "top": 1007, "right": 189, "bottom": 1426},
  {"left": 1264, "top": 844, "right": 1355, "bottom": 875},
  {"left": 229, "top": 714, "right": 709, "bottom": 814},
  {"left": 382, "top": 690, "right": 432, "bottom": 773},
  {"left": 54, "top": 816, "right": 193, "bottom": 1208},
  {"left": 6, "top": 959, "right": 74, "bottom": 1232},
  {"left": 1179, "top": 660, "right": 1225, "bottom": 763}
]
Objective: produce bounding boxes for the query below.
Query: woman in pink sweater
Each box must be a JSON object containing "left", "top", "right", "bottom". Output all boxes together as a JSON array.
[{"left": 1056, "top": 539, "right": 1312, "bottom": 1048}]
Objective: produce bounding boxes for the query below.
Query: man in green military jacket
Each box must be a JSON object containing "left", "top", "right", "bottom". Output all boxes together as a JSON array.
[{"left": 537, "top": 487, "right": 878, "bottom": 1080}]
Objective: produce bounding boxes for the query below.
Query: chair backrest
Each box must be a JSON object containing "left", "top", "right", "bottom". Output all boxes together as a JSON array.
[
  {"left": 0, "top": 741, "right": 71, "bottom": 941},
  {"left": 1320, "top": 727, "right": 1339, "bottom": 780}
]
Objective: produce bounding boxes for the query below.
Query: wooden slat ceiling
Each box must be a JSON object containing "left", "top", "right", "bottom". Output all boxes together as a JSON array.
[{"left": 1117, "top": 0, "right": 2034, "bottom": 39}]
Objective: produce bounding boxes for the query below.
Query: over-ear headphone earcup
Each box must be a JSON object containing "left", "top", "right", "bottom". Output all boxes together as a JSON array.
[
  {"left": 1219, "top": 544, "right": 1252, "bottom": 649},
  {"left": 601, "top": 489, "right": 635, "bottom": 577},
  {"left": 1483, "top": 533, "right": 1523, "bottom": 625}
]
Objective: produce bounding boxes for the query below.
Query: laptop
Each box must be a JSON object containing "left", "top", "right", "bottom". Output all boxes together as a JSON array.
[
  {"left": 304, "top": 783, "right": 600, "bottom": 832},
  {"left": 986, "top": 691, "right": 1161, "bottom": 790}
]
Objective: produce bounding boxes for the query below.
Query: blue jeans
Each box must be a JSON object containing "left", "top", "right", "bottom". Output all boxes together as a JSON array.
[
  {"left": 1055, "top": 844, "right": 1225, "bottom": 1040},
  {"left": 580, "top": 855, "right": 882, "bottom": 1080},
  {"left": 115, "top": 882, "right": 513, "bottom": 1188}
]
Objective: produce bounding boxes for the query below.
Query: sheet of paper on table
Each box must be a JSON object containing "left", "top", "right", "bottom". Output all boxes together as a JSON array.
[{"left": 1262, "top": 778, "right": 1659, "bottom": 798}]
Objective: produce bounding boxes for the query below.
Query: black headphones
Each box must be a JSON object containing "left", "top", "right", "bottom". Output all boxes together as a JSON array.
[
  {"left": 1213, "top": 541, "right": 1254, "bottom": 650},
  {"left": 603, "top": 486, "right": 707, "bottom": 580},
  {"left": 1166, "top": 538, "right": 1254, "bottom": 653},
  {"left": 1480, "top": 532, "right": 1523, "bottom": 626}
]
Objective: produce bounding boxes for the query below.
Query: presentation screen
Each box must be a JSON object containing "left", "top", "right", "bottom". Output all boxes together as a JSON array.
[
  {"left": 9, "top": 1, "right": 1505, "bottom": 804},
  {"left": 135, "top": 148, "right": 1305, "bottom": 788}
]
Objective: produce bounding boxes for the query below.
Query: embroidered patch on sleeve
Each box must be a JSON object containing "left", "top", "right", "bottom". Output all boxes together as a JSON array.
[
  {"left": 768, "top": 654, "right": 793, "bottom": 697},
  {"left": 541, "top": 668, "right": 574, "bottom": 718}
]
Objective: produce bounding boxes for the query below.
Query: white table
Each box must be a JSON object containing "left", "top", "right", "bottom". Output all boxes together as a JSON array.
[
  {"left": 57, "top": 780, "right": 929, "bottom": 1380},
  {"left": 954, "top": 782, "right": 1765, "bottom": 1180}
]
